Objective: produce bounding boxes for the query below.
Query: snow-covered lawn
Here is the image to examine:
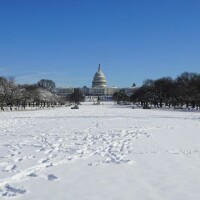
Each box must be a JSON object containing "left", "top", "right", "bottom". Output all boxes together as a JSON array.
[{"left": 0, "top": 103, "right": 200, "bottom": 200}]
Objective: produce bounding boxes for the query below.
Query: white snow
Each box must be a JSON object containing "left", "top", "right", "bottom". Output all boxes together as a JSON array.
[{"left": 0, "top": 103, "right": 200, "bottom": 200}]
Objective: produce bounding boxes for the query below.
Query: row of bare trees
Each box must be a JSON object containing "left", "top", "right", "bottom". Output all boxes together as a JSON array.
[
  {"left": 130, "top": 72, "right": 200, "bottom": 109},
  {"left": 113, "top": 72, "right": 200, "bottom": 109},
  {"left": 0, "top": 77, "right": 60, "bottom": 111}
]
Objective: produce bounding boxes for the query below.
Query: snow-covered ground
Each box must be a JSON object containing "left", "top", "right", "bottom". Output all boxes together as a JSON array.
[{"left": 0, "top": 103, "right": 200, "bottom": 200}]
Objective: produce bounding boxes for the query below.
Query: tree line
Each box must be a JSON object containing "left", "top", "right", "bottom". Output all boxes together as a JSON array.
[
  {"left": 113, "top": 72, "right": 200, "bottom": 109},
  {"left": 0, "top": 77, "right": 85, "bottom": 111},
  {"left": 0, "top": 78, "right": 59, "bottom": 111}
]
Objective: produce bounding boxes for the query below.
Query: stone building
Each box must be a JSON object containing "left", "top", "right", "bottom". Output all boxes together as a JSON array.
[{"left": 56, "top": 64, "right": 135, "bottom": 101}]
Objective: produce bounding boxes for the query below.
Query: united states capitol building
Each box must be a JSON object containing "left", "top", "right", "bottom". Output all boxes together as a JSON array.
[{"left": 56, "top": 64, "right": 135, "bottom": 101}]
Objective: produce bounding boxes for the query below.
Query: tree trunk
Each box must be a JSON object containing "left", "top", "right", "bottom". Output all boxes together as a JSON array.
[{"left": 159, "top": 99, "right": 163, "bottom": 107}]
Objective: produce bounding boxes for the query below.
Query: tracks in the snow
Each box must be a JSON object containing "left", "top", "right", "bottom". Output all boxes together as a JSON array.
[{"left": 0, "top": 111, "right": 152, "bottom": 197}]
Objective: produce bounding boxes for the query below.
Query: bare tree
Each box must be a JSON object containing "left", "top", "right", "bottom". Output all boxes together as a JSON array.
[
  {"left": 0, "top": 76, "right": 8, "bottom": 111},
  {"left": 113, "top": 89, "right": 130, "bottom": 104},
  {"left": 37, "top": 79, "right": 56, "bottom": 92},
  {"left": 69, "top": 88, "right": 85, "bottom": 105},
  {"left": 0, "top": 77, "right": 20, "bottom": 110},
  {"left": 5, "top": 77, "right": 21, "bottom": 110}
]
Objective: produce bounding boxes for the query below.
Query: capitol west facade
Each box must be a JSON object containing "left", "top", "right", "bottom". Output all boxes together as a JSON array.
[{"left": 56, "top": 65, "right": 134, "bottom": 101}]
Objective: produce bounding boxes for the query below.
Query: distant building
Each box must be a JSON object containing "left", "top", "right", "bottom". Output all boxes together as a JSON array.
[
  {"left": 56, "top": 64, "right": 136, "bottom": 101},
  {"left": 92, "top": 64, "right": 107, "bottom": 88}
]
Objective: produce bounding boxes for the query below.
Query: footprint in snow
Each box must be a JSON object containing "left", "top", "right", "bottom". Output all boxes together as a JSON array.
[
  {"left": 38, "top": 158, "right": 50, "bottom": 164},
  {"left": 3, "top": 164, "right": 17, "bottom": 172},
  {"left": 0, "top": 184, "right": 26, "bottom": 197},
  {"left": 48, "top": 174, "right": 58, "bottom": 181},
  {"left": 41, "top": 173, "right": 58, "bottom": 181},
  {"left": 14, "top": 157, "right": 23, "bottom": 162},
  {"left": 27, "top": 172, "right": 38, "bottom": 178}
]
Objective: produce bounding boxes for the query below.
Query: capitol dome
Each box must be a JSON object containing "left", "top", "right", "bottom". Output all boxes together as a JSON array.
[{"left": 92, "top": 64, "right": 107, "bottom": 88}]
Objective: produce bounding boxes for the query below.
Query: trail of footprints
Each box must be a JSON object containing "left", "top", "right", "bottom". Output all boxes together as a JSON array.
[
  {"left": 1, "top": 120, "right": 200, "bottom": 197},
  {"left": 0, "top": 121, "right": 150, "bottom": 197}
]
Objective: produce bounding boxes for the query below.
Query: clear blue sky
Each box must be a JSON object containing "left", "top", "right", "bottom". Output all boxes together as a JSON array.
[{"left": 0, "top": 0, "right": 200, "bottom": 87}]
